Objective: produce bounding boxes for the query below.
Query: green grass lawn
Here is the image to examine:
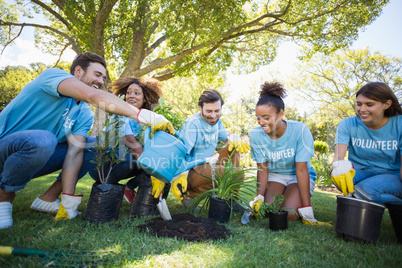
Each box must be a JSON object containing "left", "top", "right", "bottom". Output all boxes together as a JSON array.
[{"left": 1, "top": 173, "right": 401, "bottom": 267}]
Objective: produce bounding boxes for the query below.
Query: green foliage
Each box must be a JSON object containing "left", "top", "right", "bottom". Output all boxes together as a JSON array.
[
  {"left": 153, "top": 98, "right": 185, "bottom": 131},
  {"left": 162, "top": 75, "right": 227, "bottom": 119},
  {"left": 187, "top": 151, "right": 258, "bottom": 215},
  {"left": 311, "top": 153, "right": 333, "bottom": 187},
  {"left": 289, "top": 48, "right": 402, "bottom": 143},
  {"left": 223, "top": 93, "right": 259, "bottom": 136},
  {"left": 255, "top": 194, "right": 297, "bottom": 221},
  {"left": 0, "top": 1, "right": 389, "bottom": 80},
  {"left": 0, "top": 64, "right": 44, "bottom": 110},
  {"left": 90, "top": 113, "right": 126, "bottom": 184},
  {"left": 314, "top": 141, "right": 329, "bottom": 154}
]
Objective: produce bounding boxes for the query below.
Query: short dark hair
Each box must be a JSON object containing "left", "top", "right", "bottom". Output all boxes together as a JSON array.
[
  {"left": 70, "top": 52, "right": 107, "bottom": 75},
  {"left": 198, "top": 89, "right": 224, "bottom": 107},
  {"left": 356, "top": 82, "right": 402, "bottom": 117}
]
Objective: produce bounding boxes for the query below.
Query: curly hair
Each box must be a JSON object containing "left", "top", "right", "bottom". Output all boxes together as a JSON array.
[
  {"left": 256, "top": 81, "right": 287, "bottom": 113},
  {"left": 111, "top": 77, "right": 162, "bottom": 110}
]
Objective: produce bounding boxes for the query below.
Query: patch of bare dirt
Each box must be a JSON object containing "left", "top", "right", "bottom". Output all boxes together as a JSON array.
[
  {"left": 316, "top": 185, "right": 341, "bottom": 194},
  {"left": 137, "top": 213, "right": 232, "bottom": 242}
]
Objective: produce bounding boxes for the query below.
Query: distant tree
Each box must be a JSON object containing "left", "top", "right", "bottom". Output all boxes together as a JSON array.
[
  {"left": 0, "top": 61, "right": 71, "bottom": 111},
  {"left": 289, "top": 48, "right": 402, "bottom": 118},
  {"left": 288, "top": 48, "right": 402, "bottom": 147},
  {"left": 223, "top": 92, "right": 258, "bottom": 136},
  {"left": 161, "top": 75, "right": 227, "bottom": 119}
]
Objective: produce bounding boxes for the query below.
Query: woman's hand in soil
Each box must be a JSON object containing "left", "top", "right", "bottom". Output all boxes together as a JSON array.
[{"left": 151, "top": 177, "right": 166, "bottom": 198}]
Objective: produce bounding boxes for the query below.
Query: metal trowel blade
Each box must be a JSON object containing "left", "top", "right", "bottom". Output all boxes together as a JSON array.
[
  {"left": 241, "top": 211, "right": 252, "bottom": 225},
  {"left": 157, "top": 196, "right": 172, "bottom": 221}
]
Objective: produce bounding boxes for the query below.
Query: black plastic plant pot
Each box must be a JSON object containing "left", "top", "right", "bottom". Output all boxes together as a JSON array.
[
  {"left": 83, "top": 182, "right": 125, "bottom": 223},
  {"left": 130, "top": 183, "right": 159, "bottom": 216},
  {"left": 208, "top": 196, "right": 230, "bottom": 223},
  {"left": 269, "top": 211, "right": 288, "bottom": 231},
  {"left": 385, "top": 201, "right": 402, "bottom": 244},
  {"left": 335, "top": 196, "right": 385, "bottom": 243}
]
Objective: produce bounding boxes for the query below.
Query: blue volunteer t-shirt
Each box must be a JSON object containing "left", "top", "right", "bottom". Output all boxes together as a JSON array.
[
  {"left": 335, "top": 115, "right": 402, "bottom": 174},
  {"left": 179, "top": 113, "right": 229, "bottom": 162},
  {"left": 250, "top": 120, "right": 316, "bottom": 179},
  {"left": 55, "top": 102, "right": 94, "bottom": 143},
  {"left": 0, "top": 68, "right": 93, "bottom": 143},
  {"left": 123, "top": 117, "right": 143, "bottom": 137}
]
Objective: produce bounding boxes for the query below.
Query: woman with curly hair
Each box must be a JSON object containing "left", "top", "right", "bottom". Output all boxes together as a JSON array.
[
  {"left": 90, "top": 77, "right": 169, "bottom": 212},
  {"left": 248, "top": 81, "right": 328, "bottom": 225}
]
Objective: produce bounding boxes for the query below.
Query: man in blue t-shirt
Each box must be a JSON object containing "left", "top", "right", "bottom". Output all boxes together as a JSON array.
[
  {"left": 151, "top": 89, "right": 251, "bottom": 208},
  {"left": 0, "top": 52, "right": 174, "bottom": 229}
]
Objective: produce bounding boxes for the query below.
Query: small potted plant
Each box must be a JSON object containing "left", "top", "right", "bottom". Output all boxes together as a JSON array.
[
  {"left": 83, "top": 113, "right": 127, "bottom": 223},
  {"left": 255, "top": 194, "right": 297, "bottom": 231},
  {"left": 187, "top": 151, "right": 258, "bottom": 223}
]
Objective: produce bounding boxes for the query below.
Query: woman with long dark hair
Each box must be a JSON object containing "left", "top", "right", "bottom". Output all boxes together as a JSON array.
[{"left": 332, "top": 82, "right": 402, "bottom": 205}]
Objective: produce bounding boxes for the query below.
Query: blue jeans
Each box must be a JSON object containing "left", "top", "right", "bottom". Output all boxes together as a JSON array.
[
  {"left": 88, "top": 149, "right": 143, "bottom": 189},
  {"left": 33, "top": 136, "right": 97, "bottom": 181},
  {"left": 353, "top": 169, "right": 402, "bottom": 205},
  {"left": 0, "top": 130, "right": 96, "bottom": 192}
]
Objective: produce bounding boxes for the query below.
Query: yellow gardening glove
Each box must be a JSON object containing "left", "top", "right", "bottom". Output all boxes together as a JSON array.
[
  {"left": 55, "top": 194, "right": 82, "bottom": 220},
  {"left": 227, "top": 133, "right": 251, "bottom": 153},
  {"left": 331, "top": 160, "right": 355, "bottom": 196},
  {"left": 151, "top": 176, "right": 166, "bottom": 198},
  {"left": 249, "top": 194, "right": 264, "bottom": 213},
  {"left": 171, "top": 171, "right": 188, "bottom": 200},
  {"left": 137, "top": 109, "right": 175, "bottom": 136},
  {"left": 298, "top": 206, "right": 333, "bottom": 227}
]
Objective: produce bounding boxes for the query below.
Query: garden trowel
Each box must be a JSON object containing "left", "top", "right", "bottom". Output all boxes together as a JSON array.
[
  {"left": 157, "top": 195, "right": 172, "bottom": 221},
  {"left": 241, "top": 210, "right": 253, "bottom": 225}
]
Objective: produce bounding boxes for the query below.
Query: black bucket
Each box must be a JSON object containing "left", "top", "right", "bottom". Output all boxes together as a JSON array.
[
  {"left": 269, "top": 211, "right": 288, "bottom": 231},
  {"left": 385, "top": 202, "right": 402, "bottom": 243},
  {"left": 208, "top": 196, "right": 230, "bottom": 223},
  {"left": 336, "top": 196, "right": 385, "bottom": 243},
  {"left": 83, "top": 183, "right": 125, "bottom": 223}
]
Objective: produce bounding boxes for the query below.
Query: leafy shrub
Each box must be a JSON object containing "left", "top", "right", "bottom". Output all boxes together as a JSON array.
[
  {"left": 314, "top": 140, "right": 329, "bottom": 154},
  {"left": 311, "top": 153, "right": 333, "bottom": 186}
]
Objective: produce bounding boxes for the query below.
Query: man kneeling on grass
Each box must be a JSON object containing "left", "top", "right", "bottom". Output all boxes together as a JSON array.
[{"left": 0, "top": 52, "right": 174, "bottom": 229}]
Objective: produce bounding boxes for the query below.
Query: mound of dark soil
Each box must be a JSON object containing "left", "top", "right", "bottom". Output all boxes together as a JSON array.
[{"left": 137, "top": 213, "right": 232, "bottom": 242}]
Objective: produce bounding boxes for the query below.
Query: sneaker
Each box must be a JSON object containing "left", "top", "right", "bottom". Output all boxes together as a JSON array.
[
  {"left": 124, "top": 188, "right": 136, "bottom": 204},
  {"left": 0, "top": 202, "right": 13, "bottom": 229},
  {"left": 30, "top": 196, "right": 60, "bottom": 213}
]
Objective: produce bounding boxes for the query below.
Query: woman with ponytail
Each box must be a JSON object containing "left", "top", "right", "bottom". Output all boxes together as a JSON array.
[{"left": 248, "top": 82, "right": 327, "bottom": 225}]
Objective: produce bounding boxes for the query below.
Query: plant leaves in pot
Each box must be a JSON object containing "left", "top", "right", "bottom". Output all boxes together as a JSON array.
[
  {"left": 83, "top": 113, "right": 127, "bottom": 223},
  {"left": 187, "top": 150, "right": 258, "bottom": 223},
  {"left": 255, "top": 194, "right": 297, "bottom": 231}
]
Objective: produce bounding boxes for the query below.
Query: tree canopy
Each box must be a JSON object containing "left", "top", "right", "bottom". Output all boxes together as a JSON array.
[
  {"left": 0, "top": 0, "right": 389, "bottom": 80},
  {"left": 288, "top": 47, "right": 402, "bottom": 146}
]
